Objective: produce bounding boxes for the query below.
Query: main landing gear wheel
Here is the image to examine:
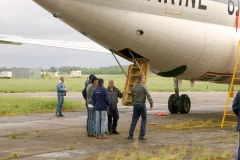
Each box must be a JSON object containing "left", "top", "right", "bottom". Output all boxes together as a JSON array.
[
  {"left": 168, "top": 94, "right": 178, "bottom": 113},
  {"left": 167, "top": 78, "right": 191, "bottom": 114},
  {"left": 178, "top": 94, "right": 191, "bottom": 114}
]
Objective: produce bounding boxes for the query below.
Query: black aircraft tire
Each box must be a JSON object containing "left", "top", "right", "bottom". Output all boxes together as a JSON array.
[
  {"left": 178, "top": 94, "right": 191, "bottom": 114},
  {"left": 168, "top": 94, "right": 178, "bottom": 113}
]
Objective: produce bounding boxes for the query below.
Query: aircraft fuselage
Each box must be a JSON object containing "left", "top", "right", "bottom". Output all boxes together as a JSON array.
[{"left": 33, "top": 0, "right": 240, "bottom": 84}]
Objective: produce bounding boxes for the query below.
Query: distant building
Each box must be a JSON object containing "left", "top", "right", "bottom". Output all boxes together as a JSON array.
[
  {"left": 70, "top": 71, "right": 81, "bottom": 78},
  {"left": 12, "top": 68, "right": 41, "bottom": 79}
]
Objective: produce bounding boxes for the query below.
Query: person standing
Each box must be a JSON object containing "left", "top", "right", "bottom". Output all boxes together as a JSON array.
[
  {"left": 92, "top": 78, "right": 110, "bottom": 139},
  {"left": 127, "top": 74, "right": 153, "bottom": 140},
  {"left": 82, "top": 74, "right": 95, "bottom": 132},
  {"left": 86, "top": 75, "right": 98, "bottom": 137},
  {"left": 232, "top": 91, "right": 240, "bottom": 159},
  {"left": 107, "top": 80, "right": 122, "bottom": 134},
  {"left": 55, "top": 76, "right": 67, "bottom": 117}
]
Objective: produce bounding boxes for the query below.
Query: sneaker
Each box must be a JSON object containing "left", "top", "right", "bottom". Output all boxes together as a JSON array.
[
  {"left": 127, "top": 136, "right": 133, "bottom": 140},
  {"left": 55, "top": 114, "right": 59, "bottom": 117},
  {"left": 113, "top": 131, "right": 120, "bottom": 134},
  {"left": 59, "top": 114, "right": 64, "bottom": 117},
  {"left": 138, "top": 137, "right": 148, "bottom": 140},
  {"left": 101, "top": 135, "right": 109, "bottom": 139}
]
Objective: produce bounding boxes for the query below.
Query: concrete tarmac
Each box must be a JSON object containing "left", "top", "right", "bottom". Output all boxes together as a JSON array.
[{"left": 0, "top": 92, "right": 236, "bottom": 159}]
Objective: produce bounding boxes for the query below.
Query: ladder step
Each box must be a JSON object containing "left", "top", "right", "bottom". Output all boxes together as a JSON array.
[
  {"left": 236, "top": 70, "right": 240, "bottom": 72},
  {"left": 223, "top": 121, "right": 237, "bottom": 124},
  {"left": 225, "top": 114, "right": 236, "bottom": 116},
  {"left": 234, "top": 78, "right": 240, "bottom": 80},
  {"left": 132, "top": 66, "right": 141, "bottom": 69},
  {"left": 131, "top": 75, "right": 139, "bottom": 77}
]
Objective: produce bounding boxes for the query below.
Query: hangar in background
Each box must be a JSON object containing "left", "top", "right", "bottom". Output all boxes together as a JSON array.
[{"left": 12, "top": 68, "right": 41, "bottom": 79}]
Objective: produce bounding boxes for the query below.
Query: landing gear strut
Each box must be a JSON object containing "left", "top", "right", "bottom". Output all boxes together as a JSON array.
[{"left": 168, "top": 78, "right": 191, "bottom": 114}]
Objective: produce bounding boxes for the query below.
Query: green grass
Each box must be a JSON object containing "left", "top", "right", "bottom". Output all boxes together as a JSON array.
[
  {"left": 88, "top": 146, "right": 234, "bottom": 160},
  {"left": 68, "top": 142, "right": 75, "bottom": 150},
  {"left": 0, "top": 75, "right": 229, "bottom": 93},
  {"left": 157, "top": 120, "right": 221, "bottom": 130},
  {"left": 10, "top": 153, "right": 18, "bottom": 159},
  {"left": 11, "top": 133, "right": 17, "bottom": 139},
  {"left": 0, "top": 97, "right": 84, "bottom": 116}
]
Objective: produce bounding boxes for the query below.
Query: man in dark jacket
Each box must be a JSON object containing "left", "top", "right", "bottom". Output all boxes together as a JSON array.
[
  {"left": 107, "top": 80, "right": 122, "bottom": 134},
  {"left": 127, "top": 74, "right": 153, "bottom": 140},
  {"left": 232, "top": 91, "right": 240, "bottom": 159},
  {"left": 92, "top": 78, "right": 110, "bottom": 139}
]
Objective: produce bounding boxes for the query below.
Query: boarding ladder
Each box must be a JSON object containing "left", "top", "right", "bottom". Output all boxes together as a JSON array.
[
  {"left": 122, "top": 64, "right": 149, "bottom": 106},
  {"left": 110, "top": 50, "right": 149, "bottom": 106},
  {"left": 221, "top": 42, "right": 240, "bottom": 128}
]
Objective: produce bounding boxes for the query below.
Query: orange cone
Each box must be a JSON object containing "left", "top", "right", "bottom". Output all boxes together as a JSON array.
[{"left": 156, "top": 112, "right": 167, "bottom": 116}]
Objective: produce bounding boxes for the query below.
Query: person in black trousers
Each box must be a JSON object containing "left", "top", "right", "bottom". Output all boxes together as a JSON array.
[{"left": 107, "top": 80, "right": 122, "bottom": 134}]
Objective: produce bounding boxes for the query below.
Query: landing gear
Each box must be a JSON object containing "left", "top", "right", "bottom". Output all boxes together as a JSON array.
[
  {"left": 168, "top": 94, "right": 178, "bottom": 113},
  {"left": 168, "top": 78, "right": 191, "bottom": 114},
  {"left": 178, "top": 94, "right": 191, "bottom": 114}
]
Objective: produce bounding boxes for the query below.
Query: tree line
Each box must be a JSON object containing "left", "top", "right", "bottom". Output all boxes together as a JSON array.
[
  {"left": 50, "top": 65, "right": 129, "bottom": 75},
  {"left": 0, "top": 66, "right": 153, "bottom": 75}
]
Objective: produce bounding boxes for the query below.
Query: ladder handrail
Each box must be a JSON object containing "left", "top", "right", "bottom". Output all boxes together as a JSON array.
[
  {"left": 128, "top": 49, "right": 145, "bottom": 76},
  {"left": 111, "top": 51, "right": 129, "bottom": 78}
]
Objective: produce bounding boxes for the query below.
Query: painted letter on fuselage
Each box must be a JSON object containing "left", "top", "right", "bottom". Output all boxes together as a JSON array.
[{"left": 198, "top": 0, "right": 207, "bottom": 10}]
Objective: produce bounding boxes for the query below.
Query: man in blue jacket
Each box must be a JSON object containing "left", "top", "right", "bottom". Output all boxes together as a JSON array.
[
  {"left": 92, "top": 78, "right": 110, "bottom": 139},
  {"left": 56, "top": 76, "right": 67, "bottom": 117},
  {"left": 232, "top": 91, "right": 240, "bottom": 159}
]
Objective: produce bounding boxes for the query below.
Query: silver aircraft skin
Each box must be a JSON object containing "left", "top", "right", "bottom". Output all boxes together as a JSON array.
[{"left": 30, "top": 0, "right": 240, "bottom": 84}]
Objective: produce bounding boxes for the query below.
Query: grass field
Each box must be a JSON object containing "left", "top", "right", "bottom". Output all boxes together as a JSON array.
[
  {"left": 0, "top": 97, "right": 84, "bottom": 116},
  {"left": 0, "top": 75, "right": 230, "bottom": 93}
]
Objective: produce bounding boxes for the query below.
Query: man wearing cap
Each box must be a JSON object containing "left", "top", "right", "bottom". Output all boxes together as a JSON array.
[
  {"left": 107, "top": 80, "right": 123, "bottom": 135},
  {"left": 55, "top": 76, "right": 68, "bottom": 117},
  {"left": 127, "top": 74, "right": 153, "bottom": 140},
  {"left": 92, "top": 78, "right": 110, "bottom": 139},
  {"left": 82, "top": 74, "right": 95, "bottom": 132},
  {"left": 86, "top": 75, "right": 98, "bottom": 137}
]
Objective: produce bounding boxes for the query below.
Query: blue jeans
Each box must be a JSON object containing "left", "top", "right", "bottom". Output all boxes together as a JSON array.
[
  {"left": 87, "top": 107, "right": 96, "bottom": 135},
  {"left": 96, "top": 111, "right": 107, "bottom": 135},
  {"left": 85, "top": 100, "right": 88, "bottom": 131},
  {"left": 128, "top": 104, "right": 147, "bottom": 137},
  {"left": 56, "top": 95, "right": 64, "bottom": 115}
]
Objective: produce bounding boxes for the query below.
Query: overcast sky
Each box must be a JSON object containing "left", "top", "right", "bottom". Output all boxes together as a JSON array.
[{"left": 0, "top": 0, "right": 131, "bottom": 69}]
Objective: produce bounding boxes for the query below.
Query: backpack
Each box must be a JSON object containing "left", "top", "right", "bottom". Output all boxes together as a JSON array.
[
  {"left": 82, "top": 86, "right": 87, "bottom": 99},
  {"left": 82, "top": 80, "right": 90, "bottom": 99}
]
